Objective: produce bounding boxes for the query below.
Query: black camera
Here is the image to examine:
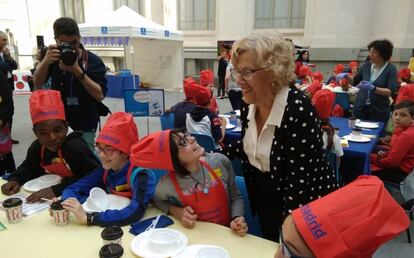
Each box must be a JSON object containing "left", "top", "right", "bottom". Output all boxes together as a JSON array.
[{"left": 59, "top": 42, "right": 77, "bottom": 66}]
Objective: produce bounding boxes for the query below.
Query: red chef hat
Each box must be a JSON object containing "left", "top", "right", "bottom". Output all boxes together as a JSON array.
[
  {"left": 398, "top": 68, "right": 411, "bottom": 81},
  {"left": 199, "top": 69, "right": 214, "bottom": 86},
  {"left": 334, "top": 64, "right": 345, "bottom": 74},
  {"left": 292, "top": 176, "right": 410, "bottom": 258},
  {"left": 130, "top": 130, "right": 174, "bottom": 171},
  {"left": 193, "top": 83, "right": 212, "bottom": 106},
  {"left": 312, "top": 72, "right": 324, "bottom": 83},
  {"left": 183, "top": 77, "right": 196, "bottom": 100},
  {"left": 96, "top": 112, "right": 138, "bottom": 155},
  {"left": 306, "top": 80, "right": 323, "bottom": 96},
  {"left": 299, "top": 65, "right": 312, "bottom": 77},
  {"left": 29, "top": 90, "right": 65, "bottom": 125},
  {"left": 312, "top": 89, "right": 335, "bottom": 119},
  {"left": 396, "top": 84, "right": 414, "bottom": 104},
  {"left": 349, "top": 61, "right": 359, "bottom": 68}
]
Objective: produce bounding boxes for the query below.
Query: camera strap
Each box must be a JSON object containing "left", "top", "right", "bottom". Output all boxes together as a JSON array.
[{"left": 67, "top": 50, "right": 89, "bottom": 98}]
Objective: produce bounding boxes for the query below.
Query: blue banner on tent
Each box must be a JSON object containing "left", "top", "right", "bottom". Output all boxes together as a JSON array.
[
  {"left": 140, "top": 28, "right": 146, "bottom": 35},
  {"left": 101, "top": 27, "right": 108, "bottom": 34},
  {"left": 124, "top": 89, "right": 165, "bottom": 117}
]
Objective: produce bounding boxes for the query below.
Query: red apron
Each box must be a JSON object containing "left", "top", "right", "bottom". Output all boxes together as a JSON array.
[
  {"left": 40, "top": 146, "right": 74, "bottom": 177},
  {"left": 102, "top": 163, "right": 134, "bottom": 198},
  {"left": 170, "top": 160, "right": 230, "bottom": 226}
]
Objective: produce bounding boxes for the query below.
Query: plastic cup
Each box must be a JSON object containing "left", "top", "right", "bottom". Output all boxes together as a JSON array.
[
  {"left": 334, "top": 127, "right": 340, "bottom": 135},
  {"left": 229, "top": 111, "right": 237, "bottom": 126},
  {"left": 352, "top": 128, "right": 362, "bottom": 140},
  {"left": 148, "top": 229, "right": 180, "bottom": 254},
  {"left": 50, "top": 200, "right": 69, "bottom": 226},
  {"left": 99, "top": 243, "right": 124, "bottom": 258},
  {"left": 348, "top": 117, "right": 356, "bottom": 128},
  {"left": 89, "top": 187, "right": 109, "bottom": 210},
  {"left": 101, "top": 226, "right": 124, "bottom": 245},
  {"left": 197, "top": 246, "right": 228, "bottom": 258},
  {"left": 2, "top": 197, "right": 23, "bottom": 224}
]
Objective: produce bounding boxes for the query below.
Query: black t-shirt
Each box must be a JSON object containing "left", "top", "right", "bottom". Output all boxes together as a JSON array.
[
  {"left": 9, "top": 132, "right": 101, "bottom": 196},
  {"left": 48, "top": 50, "right": 107, "bottom": 132},
  {"left": 171, "top": 101, "right": 196, "bottom": 128}
]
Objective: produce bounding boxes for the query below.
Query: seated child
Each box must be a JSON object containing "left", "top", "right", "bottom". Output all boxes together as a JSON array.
[
  {"left": 333, "top": 73, "right": 359, "bottom": 103},
  {"left": 295, "top": 65, "right": 313, "bottom": 90},
  {"left": 1, "top": 90, "right": 100, "bottom": 203},
  {"left": 130, "top": 129, "right": 247, "bottom": 236},
  {"left": 0, "top": 72, "right": 16, "bottom": 175},
  {"left": 61, "top": 112, "right": 156, "bottom": 227},
  {"left": 326, "top": 64, "right": 345, "bottom": 86},
  {"left": 371, "top": 100, "right": 414, "bottom": 183},
  {"left": 169, "top": 77, "right": 197, "bottom": 128},
  {"left": 312, "top": 89, "right": 344, "bottom": 166},
  {"left": 275, "top": 176, "right": 409, "bottom": 258},
  {"left": 348, "top": 61, "right": 359, "bottom": 79},
  {"left": 185, "top": 83, "right": 225, "bottom": 147},
  {"left": 199, "top": 69, "right": 219, "bottom": 113}
]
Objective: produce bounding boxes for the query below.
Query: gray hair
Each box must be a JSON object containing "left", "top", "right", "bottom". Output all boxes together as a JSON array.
[{"left": 231, "top": 31, "right": 296, "bottom": 89}]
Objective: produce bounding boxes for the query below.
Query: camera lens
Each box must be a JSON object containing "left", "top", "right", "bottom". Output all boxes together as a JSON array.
[{"left": 59, "top": 43, "right": 77, "bottom": 66}]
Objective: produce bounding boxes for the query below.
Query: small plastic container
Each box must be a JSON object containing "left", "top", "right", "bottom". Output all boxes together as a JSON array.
[
  {"left": 2, "top": 197, "right": 23, "bottom": 224},
  {"left": 50, "top": 200, "right": 69, "bottom": 226},
  {"left": 101, "top": 226, "right": 124, "bottom": 245},
  {"left": 99, "top": 243, "right": 124, "bottom": 258},
  {"left": 348, "top": 117, "right": 356, "bottom": 128},
  {"left": 148, "top": 229, "right": 180, "bottom": 254},
  {"left": 351, "top": 127, "right": 362, "bottom": 140},
  {"left": 334, "top": 127, "right": 340, "bottom": 135},
  {"left": 229, "top": 111, "right": 238, "bottom": 126}
]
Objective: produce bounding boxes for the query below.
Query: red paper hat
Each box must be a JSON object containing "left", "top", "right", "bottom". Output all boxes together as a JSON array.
[
  {"left": 312, "top": 72, "right": 324, "bottom": 82},
  {"left": 199, "top": 69, "right": 214, "bottom": 86},
  {"left": 312, "top": 89, "right": 335, "bottom": 119},
  {"left": 183, "top": 77, "right": 196, "bottom": 100},
  {"left": 130, "top": 130, "right": 174, "bottom": 171},
  {"left": 349, "top": 61, "right": 359, "bottom": 68},
  {"left": 29, "top": 90, "right": 65, "bottom": 125},
  {"left": 398, "top": 68, "right": 411, "bottom": 81},
  {"left": 306, "top": 80, "right": 322, "bottom": 96},
  {"left": 334, "top": 64, "right": 345, "bottom": 74},
  {"left": 96, "top": 112, "right": 138, "bottom": 155},
  {"left": 193, "top": 83, "right": 212, "bottom": 106},
  {"left": 292, "top": 176, "right": 409, "bottom": 258},
  {"left": 299, "top": 65, "right": 312, "bottom": 77},
  {"left": 396, "top": 84, "right": 414, "bottom": 104}
]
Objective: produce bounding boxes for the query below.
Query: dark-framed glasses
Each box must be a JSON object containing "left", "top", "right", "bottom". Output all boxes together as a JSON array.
[
  {"left": 230, "top": 67, "right": 266, "bottom": 80},
  {"left": 95, "top": 144, "right": 117, "bottom": 156}
]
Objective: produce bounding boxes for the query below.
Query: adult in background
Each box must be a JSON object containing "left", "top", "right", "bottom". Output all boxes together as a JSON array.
[
  {"left": 225, "top": 61, "right": 242, "bottom": 111},
  {"left": 352, "top": 39, "right": 398, "bottom": 124},
  {"left": 217, "top": 49, "right": 229, "bottom": 99},
  {"left": 223, "top": 32, "right": 337, "bottom": 241},
  {"left": 34, "top": 17, "right": 107, "bottom": 148},
  {"left": 294, "top": 49, "right": 310, "bottom": 76},
  {"left": 0, "top": 31, "right": 18, "bottom": 144}
]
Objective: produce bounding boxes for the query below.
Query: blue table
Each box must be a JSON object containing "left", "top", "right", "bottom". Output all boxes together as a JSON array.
[
  {"left": 105, "top": 74, "right": 140, "bottom": 98},
  {"left": 330, "top": 117, "right": 384, "bottom": 184},
  {"left": 225, "top": 127, "right": 241, "bottom": 145}
]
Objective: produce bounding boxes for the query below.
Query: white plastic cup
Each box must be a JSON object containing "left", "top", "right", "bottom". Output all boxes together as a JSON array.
[
  {"left": 89, "top": 187, "right": 109, "bottom": 210},
  {"left": 148, "top": 229, "right": 180, "bottom": 254},
  {"left": 2, "top": 197, "right": 23, "bottom": 224},
  {"left": 197, "top": 246, "right": 228, "bottom": 258},
  {"left": 352, "top": 128, "right": 362, "bottom": 140},
  {"left": 348, "top": 117, "right": 356, "bottom": 128}
]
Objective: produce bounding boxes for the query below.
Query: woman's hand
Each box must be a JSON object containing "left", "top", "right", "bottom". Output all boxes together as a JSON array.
[
  {"left": 169, "top": 205, "right": 197, "bottom": 229},
  {"left": 62, "top": 198, "right": 87, "bottom": 225},
  {"left": 230, "top": 216, "right": 248, "bottom": 236}
]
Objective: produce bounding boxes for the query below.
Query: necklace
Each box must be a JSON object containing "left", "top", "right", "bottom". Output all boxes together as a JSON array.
[{"left": 188, "top": 163, "right": 209, "bottom": 195}]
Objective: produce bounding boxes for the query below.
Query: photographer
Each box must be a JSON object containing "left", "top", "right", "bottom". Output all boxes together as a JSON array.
[{"left": 34, "top": 17, "right": 107, "bottom": 148}]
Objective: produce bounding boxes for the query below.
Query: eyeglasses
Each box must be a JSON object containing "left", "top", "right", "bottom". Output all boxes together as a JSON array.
[
  {"left": 95, "top": 144, "right": 118, "bottom": 156},
  {"left": 279, "top": 230, "right": 307, "bottom": 258},
  {"left": 175, "top": 132, "right": 192, "bottom": 148},
  {"left": 230, "top": 67, "right": 266, "bottom": 80}
]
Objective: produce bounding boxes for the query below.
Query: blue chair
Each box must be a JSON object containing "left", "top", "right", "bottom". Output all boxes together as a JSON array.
[
  {"left": 326, "top": 151, "right": 341, "bottom": 186},
  {"left": 231, "top": 159, "right": 243, "bottom": 177},
  {"left": 192, "top": 133, "right": 216, "bottom": 152},
  {"left": 235, "top": 176, "right": 262, "bottom": 237},
  {"left": 334, "top": 92, "right": 350, "bottom": 111},
  {"left": 160, "top": 112, "right": 174, "bottom": 130}
]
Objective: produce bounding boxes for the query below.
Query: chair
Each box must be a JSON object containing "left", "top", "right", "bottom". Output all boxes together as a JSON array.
[
  {"left": 326, "top": 151, "right": 341, "bottom": 186},
  {"left": 231, "top": 159, "right": 243, "bottom": 177},
  {"left": 160, "top": 112, "right": 174, "bottom": 130},
  {"left": 235, "top": 176, "right": 262, "bottom": 237},
  {"left": 383, "top": 170, "right": 414, "bottom": 243},
  {"left": 192, "top": 133, "right": 216, "bottom": 152}
]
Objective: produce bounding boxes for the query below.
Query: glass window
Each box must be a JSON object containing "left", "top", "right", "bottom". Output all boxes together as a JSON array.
[
  {"left": 113, "top": 0, "right": 144, "bottom": 14},
  {"left": 255, "top": 0, "right": 306, "bottom": 29},
  {"left": 178, "top": 0, "right": 215, "bottom": 30}
]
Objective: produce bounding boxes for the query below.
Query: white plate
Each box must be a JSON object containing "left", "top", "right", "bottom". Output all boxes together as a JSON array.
[
  {"left": 343, "top": 135, "right": 371, "bottom": 143},
  {"left": 130, "top": 229, "right": 188, "bottom": 258},
  {"left": 173, "top": 245, "right": 230, "bottom": 258},
  {"left": 226, "top": 123, "right": 236, "bottom": 130},
  {"left": 355, "top": 121, "right": 379, "bottom": 129},
  {"left": 23, "top": 174, "right": 62, "bottom": 192},
  {"left": 82, "top": 194, "right": 131, "bottom": 212}
]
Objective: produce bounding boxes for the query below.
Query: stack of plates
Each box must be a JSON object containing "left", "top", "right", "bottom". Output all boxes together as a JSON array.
[{"left": 23, "top": 174, "right": 62, "bottom": 192}]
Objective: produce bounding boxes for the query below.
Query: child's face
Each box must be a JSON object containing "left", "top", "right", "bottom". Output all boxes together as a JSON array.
[
  {"left": 173, "top": 132, "right": 205, "bottom": 165},
  {"left": 33, "top": 119, "right": 68, "bottom": 152},
  {"left": 392, "top": 108, "right": 414, "bottom": 128},
  {"left": 206, "top": 84, "right": 214, "bottom": 92},
  {"left": 95, "top": 143, "right": 128, "bottom": 170}
]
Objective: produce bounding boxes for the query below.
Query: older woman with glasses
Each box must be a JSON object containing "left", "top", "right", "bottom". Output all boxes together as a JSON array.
[{"left": 222, "top": 31, "right": 338, "bottom": 241}]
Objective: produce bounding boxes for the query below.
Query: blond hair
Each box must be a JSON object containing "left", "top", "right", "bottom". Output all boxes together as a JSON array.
[{"left": 231, "top": 31, "right": 296, "bottom": 89}]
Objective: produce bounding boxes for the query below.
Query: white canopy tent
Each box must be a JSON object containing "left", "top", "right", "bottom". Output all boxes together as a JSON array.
[{"left": 79, "top": 6, "right": 183, "bottom": 90}]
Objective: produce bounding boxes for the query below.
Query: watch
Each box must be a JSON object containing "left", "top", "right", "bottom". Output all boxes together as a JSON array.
[
  {"left": 76, "top": 71, "right": 86, "bottom": 81},
  {"left": 86, "top": 212, "right": 94, "bottom": 226}
]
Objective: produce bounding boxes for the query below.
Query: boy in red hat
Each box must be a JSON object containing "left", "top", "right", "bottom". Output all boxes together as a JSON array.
[
  {"left": 1, "top": 90, "right": 100, "bottom": 203},
  {"left": 348, "top": 61, "right": 359, "bottom": 79},
  {"left": 199, "top": 69, "right": 219, "bottom": 113},
  {"left": 61, "top": 112, "right": 156, "bottom": 226},
  {"left": 371, "top": 100, "right": 414, "bottom": 183},
  {"left": 168, "top": 77, "right": 197, "bottom": 128},
  {"left": 326, "top": 64, "right": 345, "bottom": 86},
  {"left": 130, "top": 129, "right": 248, "bottom": 236},
  {"left": 186, "top": 83, "right": 225, "bottom": 147},
  {"left": 295, "top": 66, "right": 313, "bottom": 90},
  {"left": 275, "top": 176, "right": 409, "bottom": 258}
]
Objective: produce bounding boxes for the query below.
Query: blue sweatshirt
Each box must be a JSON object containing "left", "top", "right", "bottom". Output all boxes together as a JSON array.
[{"left": 62, "top": 161, "right": 156, "bottom": 227}]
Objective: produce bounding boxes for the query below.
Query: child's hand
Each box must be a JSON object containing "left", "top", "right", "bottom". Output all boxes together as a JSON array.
[
  {"left": 62, "top": 198, "right": 87, "bottom": 225},
  {"left": 377, "top": 151, "right": 387, "bottom": 159},
  {"left": 170, "top": 206, "right": 197, "bottom": 229},
  {"left": 230, "top": 216, "right": 248, "bottom": 236},
  {"left": 26, "top": 187, "right": 56, "bottom": 203},
  {"left": 1, "top": 181, "right": 20, "bottom": 195}
]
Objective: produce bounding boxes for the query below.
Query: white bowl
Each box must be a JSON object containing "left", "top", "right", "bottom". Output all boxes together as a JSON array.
[
  {"left": 89, "top": 187, "right": 109, "bottom": 210},
  {"left": 148, "top": 229, "right": 180, "bottom": 254},
  {"left": 37, "top": 174, "right": 61, "bottom": 187},
  {"left": 196, "top": 246, "right": 229, "bottom": 258}
]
